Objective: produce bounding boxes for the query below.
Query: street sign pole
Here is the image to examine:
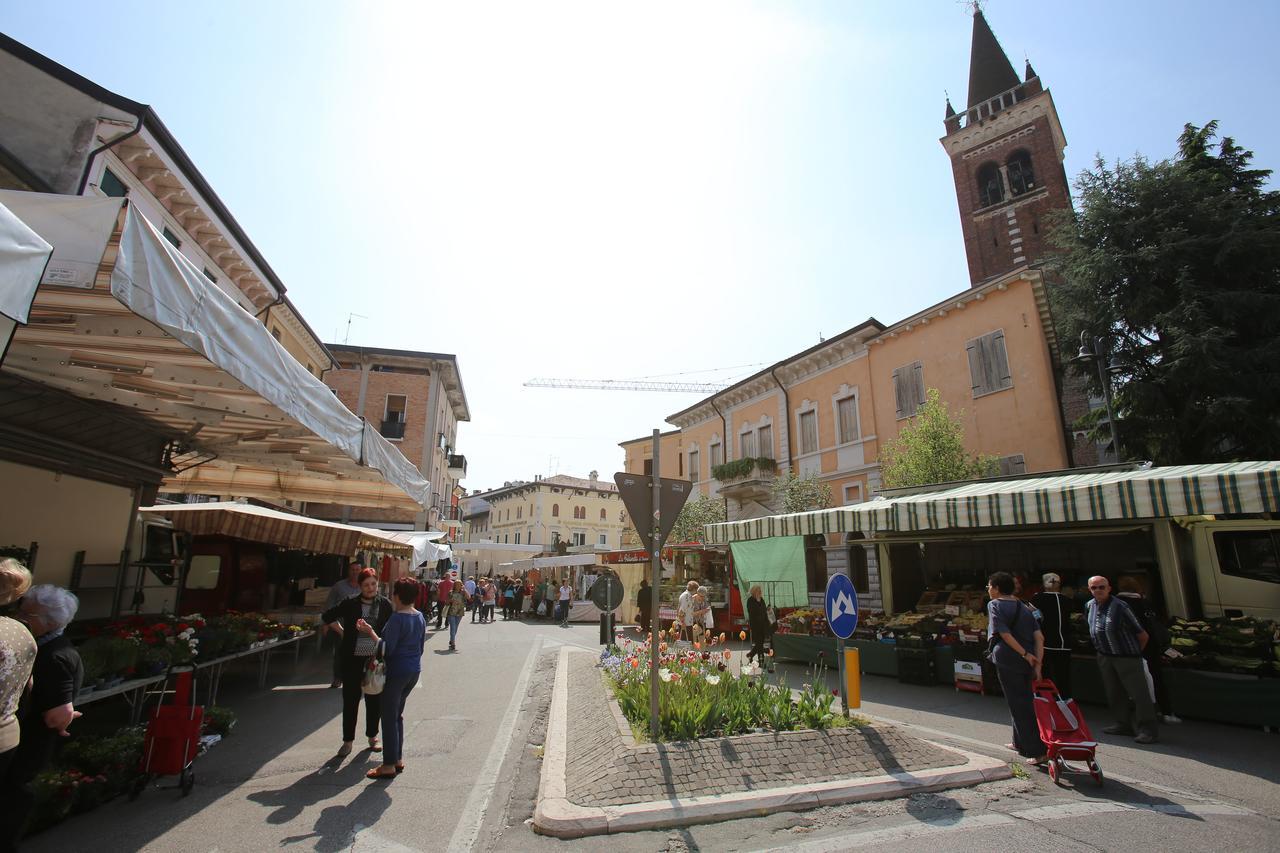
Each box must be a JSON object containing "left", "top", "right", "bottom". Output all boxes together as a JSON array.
[
  {"left": 649, "top": 429, "right": 661, "bottom": 741},
  {"left": 825, "top": 573, "right": 860, "bottom": 720},
  {"left": 837, "top": 635, "right": 847, "bottom": 718}
]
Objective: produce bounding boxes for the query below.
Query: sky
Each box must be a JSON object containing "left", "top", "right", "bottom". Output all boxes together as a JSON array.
[{"left": 5, "top": 1, "right": 1279, "bottom": 492}]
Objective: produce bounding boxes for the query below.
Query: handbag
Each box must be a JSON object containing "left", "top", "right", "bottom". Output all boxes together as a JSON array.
[{"left": 361, "top": 656, "right": 386, "bottom": 695}]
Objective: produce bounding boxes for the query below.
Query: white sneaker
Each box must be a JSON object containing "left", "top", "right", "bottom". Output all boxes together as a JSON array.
[{"left": 1162, "top": 714, "right": 1182, "bottom": 724}]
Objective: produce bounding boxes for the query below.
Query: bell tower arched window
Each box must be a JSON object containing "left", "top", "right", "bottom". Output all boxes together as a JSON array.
[
  {"left": 1007, "top": 150, "right": 1035, "bottom": 196},
  {"left": 977, "top": 161, "right": 1004, "bottom": 207}
]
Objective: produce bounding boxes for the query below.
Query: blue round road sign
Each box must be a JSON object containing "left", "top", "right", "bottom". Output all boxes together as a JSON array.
[{"left": 824, "top": 574, "right": 859, "bottom": 640}]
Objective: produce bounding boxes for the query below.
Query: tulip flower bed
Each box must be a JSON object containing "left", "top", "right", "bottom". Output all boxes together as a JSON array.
[{"left": 601, "top": 629, "right": 858, "bottom": 742}]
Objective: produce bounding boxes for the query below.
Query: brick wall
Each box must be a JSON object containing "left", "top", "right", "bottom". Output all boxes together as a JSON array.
[{"left": 325, "top": 367, "right": 432, "bottom": 469}]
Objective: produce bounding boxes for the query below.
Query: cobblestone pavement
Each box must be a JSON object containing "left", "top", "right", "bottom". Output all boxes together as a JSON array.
[{"left": 564, "top": 653, "right": 967, "bottom": 807}]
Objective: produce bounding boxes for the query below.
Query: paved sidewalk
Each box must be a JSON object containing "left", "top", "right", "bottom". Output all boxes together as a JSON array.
[{"left": 535, "top": 646, "right": 1010, "bottom": 837}]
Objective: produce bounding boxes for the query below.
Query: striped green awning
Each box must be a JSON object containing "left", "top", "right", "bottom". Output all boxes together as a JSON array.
[{"left": 703, "top": 462, "right": 1280, "bottom": 544}]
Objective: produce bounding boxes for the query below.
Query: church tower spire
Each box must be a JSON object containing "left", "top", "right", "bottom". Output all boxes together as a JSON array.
[{"left": 941, "top": 9, "right": 1072, "bottom": 286}]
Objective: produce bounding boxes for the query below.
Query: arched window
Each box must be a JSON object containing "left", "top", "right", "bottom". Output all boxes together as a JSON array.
[
  {"left": 600, "top": 508, "right": 607, "bottom": 520},
  {"left": 977, "top": 162, "right": 1003, "bottom": 207},
  {"left": 1007, "top": 150, "right": 1035, "bottom": 196},
  {"left": 552, "top": 504, "right": 559, "bottom": 518}
]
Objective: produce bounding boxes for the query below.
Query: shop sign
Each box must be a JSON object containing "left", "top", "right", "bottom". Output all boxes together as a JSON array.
[{"left": 604, "top": 548, "right": 673, "bottom": 564}]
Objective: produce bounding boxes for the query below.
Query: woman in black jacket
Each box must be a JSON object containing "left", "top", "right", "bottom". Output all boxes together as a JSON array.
[
  {"left": 322, "top": 567, "right": 392, "bottom": 756},
  {"left": 745, "top": 584, "right": 771, "bottom": 665}
]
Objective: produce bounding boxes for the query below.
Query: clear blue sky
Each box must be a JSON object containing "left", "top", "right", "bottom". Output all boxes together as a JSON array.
[{"left": 5, "top": 1, "right": 1278, "bottom": 491}]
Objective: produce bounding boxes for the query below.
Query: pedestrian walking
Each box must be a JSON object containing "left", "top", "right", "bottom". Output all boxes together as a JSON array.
[
  {"left": 324, "top": 560, "right": 363, "bottom": 688},
  {"left": 1087, "top": 575, "right": 1158, "bottom": 743},
  {"left": 986, "top": 572, "right": 1049, "bottom": 766},
  {"left": 513, "top": 577, "right": 526, "bottom": 618},
  {"left": 483, "top": 578, "right": 497, "bottom": 623},
  {"left": 446, "top": 583, "right": 468, "bottom": 650},
  {"left": 466, "top": 576, "right": 480, "bottom": 623},
  {"left": 356, "top": 578, "right": 426, "bottom": 779},
  {"left": 676, "top": 580, "right": 698, "bottom": 642},
  {"left": 636, "top": 578, "right": 652, "bottom": 634},
  {"left": 1030, "top": 572, "right": 1075, "bottom": 698},
  {"left": 322, "top": 567, "right": 392, "bottom": 756},
  {"left": 502, "top": 580, "right": 516, "bottom": 619},
  {"left": 745, "top": 584, "right": 771, "bottom": 664},
  {"left": 691, "top": 586, "right": 711, "bottom": 645},
  {"left": 557, "top": 578, "right": 572, "bottom": 626},
  {"left": 434, "top": 573, "right": 454, "bottom": 630}
]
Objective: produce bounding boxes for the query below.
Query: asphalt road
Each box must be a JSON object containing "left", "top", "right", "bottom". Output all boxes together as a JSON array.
[{"left": 22, "top": 618, "right": 1280, "bottom": 852}]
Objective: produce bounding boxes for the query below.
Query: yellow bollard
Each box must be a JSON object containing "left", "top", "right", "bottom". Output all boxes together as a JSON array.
[{"left": 845, "top": 647, "right": 861, "bottom": 710}]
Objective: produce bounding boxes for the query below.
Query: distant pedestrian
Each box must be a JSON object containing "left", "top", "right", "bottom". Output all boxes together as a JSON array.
[
  {"left": 356, "top": 577, "right": 426, "bottom": 779},
  {"left": 324, "top": 561, "right": 363, "bottom": 688},
  {"left": 1031, "top": 573, "right": 1075, "bottom": 698},
  {"left": 557, "top": 579, "right": 572, "bottom": 626},
  {"left": 691, "top": 586, "right": 710, "bottom": 645},
  {"left": 503, "top": 580, "right": 516, "bottom": 619},
  {"left": 446, "top": 583, "right": 468, "bottom": 650},
  {"left": 513, "top": 578, "right": 526, "bottom": 618},
  {"left": 322, "top": 568, "right": 392, "bottom": 756},
  {"left": 636, "top": 578, "right": 652, "bottom": 634},
  {"left": 676, "top": 580, "right": 698, "bottom": 642},
  {"left": 1087, "top": 575, "right": 1158, "bottom": 743},
  {"left": 483, "top": 579, "right": 497, "bottom": 623},
  {"left": 986, "top": 572, "right": 1048, "bottom": 766},
  {"left": 434, "top": 573, "right": 454, "bottom": 630},
  {"left": 745, "top": 584, "right": 771, "bottom": 664}
]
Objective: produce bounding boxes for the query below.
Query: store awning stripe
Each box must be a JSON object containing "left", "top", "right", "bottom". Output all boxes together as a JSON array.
[{"left": 702, "top": 462, "right": 1280, "bottom": 544}]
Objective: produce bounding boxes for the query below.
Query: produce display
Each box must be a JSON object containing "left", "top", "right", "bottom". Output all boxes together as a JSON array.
[{"left": 1167, "top": 616, "right": 1280, "bottom": 676}]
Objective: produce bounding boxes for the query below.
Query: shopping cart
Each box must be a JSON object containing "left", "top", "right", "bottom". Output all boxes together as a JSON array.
[
  {"left": 1032, "top": 678, "right": 1103, "bottom": 786},
  {"left": 131, "top": 670, "right": 204, "bottom": 798}
]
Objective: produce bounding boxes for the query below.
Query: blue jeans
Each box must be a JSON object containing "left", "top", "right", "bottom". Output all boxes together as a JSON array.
[
  {"left": 447, "top": 614, "right": 461, "bottom": 645},
  {"left": 379, "top": 672, "right": 418, "bottom": 766}
]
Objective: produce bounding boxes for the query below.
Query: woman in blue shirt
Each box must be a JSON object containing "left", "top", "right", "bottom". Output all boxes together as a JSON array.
[
  {"left": 357, "top": 577, "right": 426, "bottom": 779},
  {"left": 987, "top": 571, "right": 1048, "bottom": 765}
]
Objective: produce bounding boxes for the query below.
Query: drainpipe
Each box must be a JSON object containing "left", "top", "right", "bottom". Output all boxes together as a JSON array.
[
  {"left": 76, "top": 109, "right": 145, "bottom": 195},
  {"left": 710, "top": 398, "right": 729, "bottom": 520},
  {"left": 769, "top": 367, "right": 793, "bottom": 473}
]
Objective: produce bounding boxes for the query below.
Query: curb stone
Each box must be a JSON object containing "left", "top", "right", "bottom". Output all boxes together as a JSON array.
[{"left": 533, "top": 647, "right": 1013, "bottom": 838}]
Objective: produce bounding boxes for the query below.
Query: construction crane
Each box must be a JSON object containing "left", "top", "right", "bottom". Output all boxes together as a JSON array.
[{"left": 524, "top": 377, "right": 729, "bottom": 393}]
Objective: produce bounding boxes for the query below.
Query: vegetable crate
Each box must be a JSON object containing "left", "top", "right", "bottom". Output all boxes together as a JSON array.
[{"left": 132, "top": 670, "right": 203, "bottom": 798}]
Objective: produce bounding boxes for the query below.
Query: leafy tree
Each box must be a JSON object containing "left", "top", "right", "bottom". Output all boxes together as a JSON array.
[
  {"left": 1050, "top": 121, "right": 1280, "bottom": 463},
  {"left": 770, "top": 472, "right": 833, "bottom": 513},
  {"left": 879, "top": 389, "right": 996, "bottom": 488},
  {"left": 668, "top": 494, "right": 726, "bottom": 544}
]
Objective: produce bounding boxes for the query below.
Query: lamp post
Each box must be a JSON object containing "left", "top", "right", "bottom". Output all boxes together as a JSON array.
[{"left": 1074, "top": 331, "right": 1123, "bottom": 461}]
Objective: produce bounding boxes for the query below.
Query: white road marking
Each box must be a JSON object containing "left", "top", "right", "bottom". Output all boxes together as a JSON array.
[{"left": 445, "top": 636, "right": 544, "bottom": 853}]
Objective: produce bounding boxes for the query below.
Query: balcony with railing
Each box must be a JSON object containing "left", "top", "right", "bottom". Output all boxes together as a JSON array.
[
  {"left": 447, "top": 453, "right": 467, "bottom": 479},
  {"left": 712, "top": 456, "right": 777, "bottom": 501}
]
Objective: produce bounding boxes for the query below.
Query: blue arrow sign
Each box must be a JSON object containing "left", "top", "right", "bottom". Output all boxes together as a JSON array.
[{"left": 825, "top": 574, "right": 859, "bottom": 640}]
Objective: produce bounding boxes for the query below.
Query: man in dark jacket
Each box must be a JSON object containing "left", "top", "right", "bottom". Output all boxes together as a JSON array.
[{"left": 1031, "top": 572, "right": 1075, "bottom": 697}]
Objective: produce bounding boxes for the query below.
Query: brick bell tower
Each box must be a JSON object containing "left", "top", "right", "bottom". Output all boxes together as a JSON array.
[{"left": 942, "top": 9, "right": 1071, "bottom": 286}]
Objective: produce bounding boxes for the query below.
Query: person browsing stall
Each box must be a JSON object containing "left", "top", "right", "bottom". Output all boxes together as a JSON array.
[{"left": 987, "top": 572, "right": 1048, "bottom": 766}]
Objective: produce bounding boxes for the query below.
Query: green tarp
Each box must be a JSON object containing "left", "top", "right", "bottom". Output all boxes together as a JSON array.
[{"left": 730, "top": 535, "right": 808, "bottom": 608}]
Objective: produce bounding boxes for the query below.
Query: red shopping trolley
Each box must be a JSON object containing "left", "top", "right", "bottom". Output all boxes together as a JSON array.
[
  {"left": 1032, "top": 678, "right": 1103, "bottom": 786},
  {"left": 131, "top": 670, "right": 204, "bottom": 798}
]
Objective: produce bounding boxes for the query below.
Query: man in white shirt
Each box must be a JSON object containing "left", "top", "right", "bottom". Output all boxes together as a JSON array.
[{"left": 677, "top": 580, "right": 699, "bottom": 642}]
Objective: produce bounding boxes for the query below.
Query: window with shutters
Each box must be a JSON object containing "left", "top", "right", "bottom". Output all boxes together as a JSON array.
[
  {"left": 688, "top": 449, "right": 700, "bottom": 482},
  {"left": 797, "top": 410, "right": 818, "bottom": 455},
  {"left": 739, "top": 429, "right": 756, "bottom": 460},
  {"left": 892, "top": 362, "right": 926, "bottom": 419},
  {"left": 836, "top": 394, "right": 859, "bottom": 444},
  {"left": 966, "top": 330, "right": 1014, "bottom": 397},
  {"left": 756, "top": 424, "right": 773, "bottom": 459}
]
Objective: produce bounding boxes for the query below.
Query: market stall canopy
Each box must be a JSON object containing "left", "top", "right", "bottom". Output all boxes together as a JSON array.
[
  {"left": 139, "top": 501, "right": 413, "bottom": 557},
  {"left": 509, "top": 553, "right": 599, "bottom": 571},
  {"left": 705, "top": 462, "right": 1280, "bottom": 544},
  {"left": 0, "top": 191, "right": 430, "bottom": 511},
  {"left": 354, "top": 529, "right": 452, "bottom": 567},
  {"left": 0, "top": 197, "right": 53, "bottom": 361}
]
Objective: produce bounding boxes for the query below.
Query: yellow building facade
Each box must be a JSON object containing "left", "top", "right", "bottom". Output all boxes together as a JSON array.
[{"left": 485, "top": 473, "right": 625, "bottom": 552}]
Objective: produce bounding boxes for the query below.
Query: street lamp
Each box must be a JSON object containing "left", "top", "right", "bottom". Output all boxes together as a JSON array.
[{"left": 1073, "top": 331, "right": 1123, "bottom": 461}]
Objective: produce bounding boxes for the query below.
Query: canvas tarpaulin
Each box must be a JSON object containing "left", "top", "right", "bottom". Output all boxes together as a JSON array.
[{"left": 728, "top": 535, "right": 808, "bottom": 608}]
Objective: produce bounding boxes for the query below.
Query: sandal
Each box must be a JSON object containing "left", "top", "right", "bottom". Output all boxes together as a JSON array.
[
  {"left": 368, "top": 738, "right": 382, "bottom": 752},
  {"left": 1027, "top": 755, "right": 1050, "bottom": 766},
  {"left": 395, "top": 762, "right": 405, "bottom": 774},
  {"left": 337, "top": 742, "right": 353, "bottom": 757},
  {"left": 366, "top": 767, "right": 397, "bottom": 780}
]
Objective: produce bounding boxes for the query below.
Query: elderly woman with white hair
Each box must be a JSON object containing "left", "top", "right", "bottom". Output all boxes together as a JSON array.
[
  {"left": 1030, "top": 572, "right": 1076, "bottom": 698},
  {"left": 0, "top": 559, "right": 37, "bottom": 782},
  {"left": 1, "top": 584, "right": 83, "bottom": 847}
]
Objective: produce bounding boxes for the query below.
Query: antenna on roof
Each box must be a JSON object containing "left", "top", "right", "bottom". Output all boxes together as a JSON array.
[{"left": 344, "top": 313, "right": 368, "bottom": 344}]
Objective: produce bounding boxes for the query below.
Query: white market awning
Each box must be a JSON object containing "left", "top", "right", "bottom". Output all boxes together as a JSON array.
[
  {"left": 509, "top": 553, "right": 600, "bottom": 571},
  {"left": 0, "top": 191, "right": 430, "bottom": 511},
  {"left": 0, "top": 198, "right": 53, "bottom": 361},
  {"left": 353, "top": 529, "right": 453, "bottom": 567},
  {"left": 704, "top": 462, "right": 1280, "bottom": 544}
]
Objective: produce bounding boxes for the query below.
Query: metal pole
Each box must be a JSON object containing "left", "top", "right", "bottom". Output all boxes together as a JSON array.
[
  {"left": 649, "top": 429, "right": 662, "bottom": 740},
  {"left": 837, "top": 636, "right": 848, "bottom": 718}
]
